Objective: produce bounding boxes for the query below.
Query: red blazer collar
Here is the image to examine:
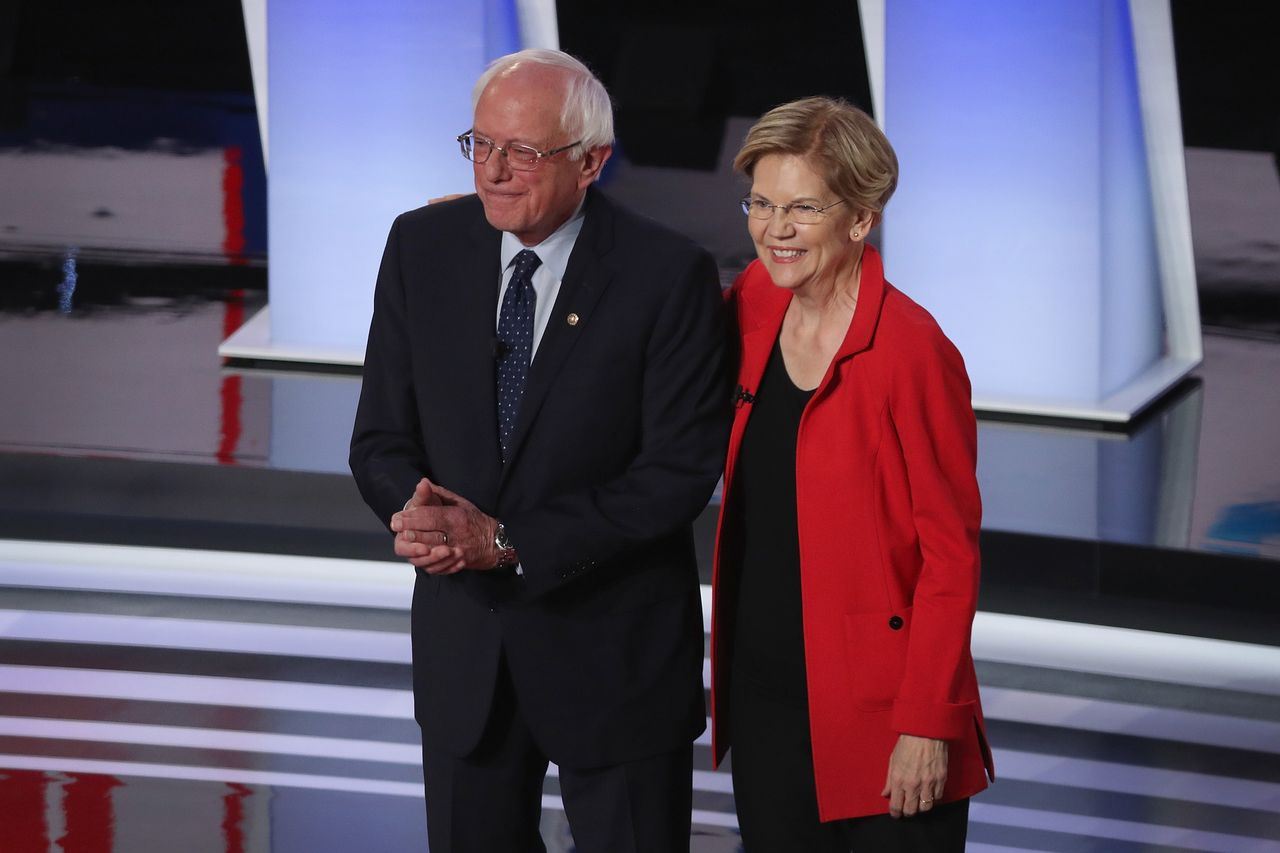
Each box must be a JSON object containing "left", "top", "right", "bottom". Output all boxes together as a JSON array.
[{"left": 739, "top": 243, "right": 889, "bottom": 390}]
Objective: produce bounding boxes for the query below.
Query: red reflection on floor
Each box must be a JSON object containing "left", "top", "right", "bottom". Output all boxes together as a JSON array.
[
  {"left": 218, "top": 288, "right": 246, "bottom": 465},
  {"left": 0, "top": 769, "right": 49, "bottom": 853},
  {"left": 222, "top": 146, "right": 247, "bottom": 265},
  {"left": 59, "top": 773, "right": 120, "bottom": 853},
  {"left": 221, "top": 782, "right": 252, "bottom": 853}
]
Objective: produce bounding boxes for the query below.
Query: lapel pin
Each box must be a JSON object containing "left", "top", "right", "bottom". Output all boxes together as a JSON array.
[{"left": 566, "top": 313, "right": 580, "bottom": 327}]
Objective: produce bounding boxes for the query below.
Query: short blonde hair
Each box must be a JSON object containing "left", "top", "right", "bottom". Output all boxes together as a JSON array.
[{"left": 734, "top": 97, "right": 898, "bottom": 221}]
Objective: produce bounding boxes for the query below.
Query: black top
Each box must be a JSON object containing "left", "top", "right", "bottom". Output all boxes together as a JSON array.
[{"left": 731, "top": 337, "right": 816, "bottom": 707}]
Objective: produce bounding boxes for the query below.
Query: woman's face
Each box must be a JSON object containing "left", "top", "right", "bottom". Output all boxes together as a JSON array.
[{"left": 746, "top": 154, "right": 864, "bottom": 293}]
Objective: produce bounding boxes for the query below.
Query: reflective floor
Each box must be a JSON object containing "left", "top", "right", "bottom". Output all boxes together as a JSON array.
[
  {"left": 2, "top": 84, "right": 1277, "bottom": 562},
  {"left": 3, "top": 82, "right": 1280, "bottom": 851},
  {"left": 2, "top": 267, "right": 1277, "bottom": 560},
  {"left": 2, "top": 540, "right": 1279, "bottom": 852}
]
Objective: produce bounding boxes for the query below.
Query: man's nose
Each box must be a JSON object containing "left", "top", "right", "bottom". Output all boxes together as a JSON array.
[{"left": 482, "top": 150, "right": 511, "bottom": 181}]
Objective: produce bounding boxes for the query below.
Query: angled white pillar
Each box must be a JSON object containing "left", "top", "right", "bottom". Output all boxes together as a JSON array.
[
  {"left": 223, "top": 0, "right": 560, "bottom": 366},
  {"left": 861, "top": 0, "right": 1200, "bottom": 422}
]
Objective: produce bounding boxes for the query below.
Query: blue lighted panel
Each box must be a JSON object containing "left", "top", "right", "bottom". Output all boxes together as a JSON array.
[
  {"left": 1098, "top": 0, "right": 1161, "bottom": 398},
  {"left": 883, "top": 0, "right": 1160, "bottom": 405},
  {"left": 267, "top": 1, "right": 517, "bottom": 353}
]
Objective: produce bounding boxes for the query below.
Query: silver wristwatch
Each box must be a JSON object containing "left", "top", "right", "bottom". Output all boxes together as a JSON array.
[{"left": 493, "top": 522, "right": 517, "bottom": 568}]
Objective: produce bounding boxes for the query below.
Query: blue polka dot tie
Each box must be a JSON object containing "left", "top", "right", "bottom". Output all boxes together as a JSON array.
[{"left": 496, "top": 249, "right": 541, "bottom": 462}]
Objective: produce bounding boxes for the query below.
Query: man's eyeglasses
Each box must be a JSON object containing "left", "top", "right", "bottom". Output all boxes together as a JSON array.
[
  {"left": 457, "top": 131, "right": 582, "bottom": 171},
  {"left": 740, "top": 196, "right": 846, "bottom": 225}
]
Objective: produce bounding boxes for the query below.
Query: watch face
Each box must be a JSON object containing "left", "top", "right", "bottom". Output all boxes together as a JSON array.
[{"left": 495, "top": 524, "right": 511, "bottom": 550}]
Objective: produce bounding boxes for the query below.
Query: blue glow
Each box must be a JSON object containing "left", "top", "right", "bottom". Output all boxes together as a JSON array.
[
  {"left": 1207, "top": 502, "right": 1280, "bottom": 548},
  {"left": 1098, "top": 0, "right": 1161, "bottom": 396},
  {"left": 267, "top": 0, "right": 487, "bottom": 353},
  {"left": 883, "top": 0, "right": 1162, "bottom": 406},
  {"left": 270, "top": 375, "right": 361, "bottom": 473},
  {"left": 58, "top": 248, "right": 78, "bottom": 314},
  {"left": 484, "top": 0, "right": 521, "bottom": 62}
]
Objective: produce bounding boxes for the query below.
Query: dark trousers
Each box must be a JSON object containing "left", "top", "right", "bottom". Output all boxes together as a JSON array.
[
  {"left": 730, "top": 681, "right": 969, "bottom": 852},
  {"left": 421, "top": 657, "right": 693, "bottom": 853}
]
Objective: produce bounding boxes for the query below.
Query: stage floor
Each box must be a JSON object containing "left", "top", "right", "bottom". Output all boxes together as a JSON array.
[
  {"left": 1, "top": 264, "right": 1279, "bottom": 851},
  {"left": 2, "top": 82, "right": 1279, "bottom": 850},
  {"left": 2, "top": 540, "right": 1278, "bottom": 852}
]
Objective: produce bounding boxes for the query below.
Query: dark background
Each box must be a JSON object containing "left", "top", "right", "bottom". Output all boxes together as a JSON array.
[{"left": 2, "top": 0, "right": 1274, "bottom": 158}]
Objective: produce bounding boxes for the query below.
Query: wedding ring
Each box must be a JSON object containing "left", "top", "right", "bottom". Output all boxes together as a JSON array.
[{"left": 441, "top": 531, "right": 449, "bottom": 545}]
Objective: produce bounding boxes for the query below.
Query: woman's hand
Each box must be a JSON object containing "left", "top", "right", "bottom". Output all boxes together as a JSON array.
[
  {"left": 881, "top": 734, "right": 948, "bottom": 818},
  {"left": 427, "top": 193, "right": 470, "bottom": 204}
]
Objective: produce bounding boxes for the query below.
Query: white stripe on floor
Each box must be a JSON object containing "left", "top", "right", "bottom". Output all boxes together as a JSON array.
[
  {"left": 0, "top": 538, "right": 411, "bottom": 609},
  {"left": 972, "top": 611, "right": 1280, "bottom": 697},
  {"left": 993, "top": 748, "right": 1280, "bottom": 811},
  {"left": 982, "top": 686, "right": 1280, "bottom": 753},
  {"left": 13, "top": 603, "right": 1276, "bottom": 702},
  {"left": 5, "top": 539, "right": 1280, "bottom": 698},
  {"left": 0, "top": 664, "right": 414, "bottom": 717},
  {"left": 545, "top": 762, "right": 733, "bottom": 795},
  {"left": 0, "top": 753, "right": 423, "bottom": 797},
  {"left": 0, "top": 716, "right": 420, "bottom": 764},
  {"left": 702, "top": 613, "right": 1280, "bottom": 696},
  {"left": 0, "top": 609, "right": 411, "bottom": 663},
  {"left": 0, "top": 716, "right": 739, "bottom": 796},
  {"left": 14, "top": 708, "right": 1276, "bottom": 812},
  {"left": 968, "top": 802, "right": 1280, "bottom": 853},
  {"left": 540, "top": 794, "right": 738, "bottom": 830}
]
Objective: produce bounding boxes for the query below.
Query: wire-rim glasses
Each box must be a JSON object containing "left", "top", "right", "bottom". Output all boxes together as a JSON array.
[
  {"left": 458, "top": 131, "right": 583, "bottom": 171},
  {"left": 741, "top": 196, "right": 846, "bottom": 225}
]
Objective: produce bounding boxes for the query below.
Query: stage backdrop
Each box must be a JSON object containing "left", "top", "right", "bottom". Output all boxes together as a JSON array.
[
  {"left": 226, "top": 0, "right": 1198, "bottom": 423},
  {"left": 863, "top": 0, "right": 1200, "bottom": 421},
  {"left": 221, "top": 0, "right": 558, "bottom": 364}
]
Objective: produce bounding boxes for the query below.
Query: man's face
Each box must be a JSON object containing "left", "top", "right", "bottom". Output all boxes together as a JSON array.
[{"left": 471, "top": 65, "right": 609, "bottom": 246}]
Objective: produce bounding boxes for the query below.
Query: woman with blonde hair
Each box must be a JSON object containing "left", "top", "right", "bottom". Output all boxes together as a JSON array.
[{"left": 710, "top": 97, "right": 994, "bottom": 850}]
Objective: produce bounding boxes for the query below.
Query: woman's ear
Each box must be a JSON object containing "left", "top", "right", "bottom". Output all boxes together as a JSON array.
[{"left": 849, "top": 208, "right": 878, "bottom": 242}]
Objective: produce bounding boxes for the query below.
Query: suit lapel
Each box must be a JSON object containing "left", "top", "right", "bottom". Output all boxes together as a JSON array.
[
  {"left": 499, "top": 189, "right": 613, "bottom": 482},
  {"left": 442, "top": 212, "right": 504, "bottom": 506}
]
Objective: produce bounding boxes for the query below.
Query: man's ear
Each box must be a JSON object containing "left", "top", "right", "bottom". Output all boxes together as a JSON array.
[{"left": 577, "top": 145, "right": 613, "bottom": 188}]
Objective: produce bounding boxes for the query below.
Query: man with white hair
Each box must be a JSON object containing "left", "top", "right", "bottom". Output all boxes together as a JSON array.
[{"left": 350, "top": 49, "right": 730, "bottom": 851}]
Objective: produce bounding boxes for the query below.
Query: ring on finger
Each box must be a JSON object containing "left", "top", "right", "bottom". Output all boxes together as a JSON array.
[{"left": 441, "top": 531, "right": 449, "bottom": 545}]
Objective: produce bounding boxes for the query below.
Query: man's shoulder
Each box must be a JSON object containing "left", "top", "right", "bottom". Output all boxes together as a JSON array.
[
  {"left": 592, "top": 191, "right": 709, "bottom": 260},
  {"left": 394, "top": 194, "right": 485, "bottom": 233}
]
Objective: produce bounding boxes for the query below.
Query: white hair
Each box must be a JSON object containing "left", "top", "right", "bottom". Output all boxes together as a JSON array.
[{"left": 472, "top": 48, "right": 615, "bottom": 159}]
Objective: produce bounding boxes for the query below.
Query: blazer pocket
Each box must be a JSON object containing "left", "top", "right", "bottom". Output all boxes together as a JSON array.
[{"left": 842, "top": 606, "right": 913, "bottom": 710}]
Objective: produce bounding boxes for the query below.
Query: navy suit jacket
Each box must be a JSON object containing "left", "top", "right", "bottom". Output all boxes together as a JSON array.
[{"left": 350, "top": 188, "right": 732, "bottom": 767}]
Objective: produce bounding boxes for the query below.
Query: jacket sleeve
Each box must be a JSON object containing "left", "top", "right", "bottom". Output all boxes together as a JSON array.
[
  {"left": 886, "top": 319, "right": 983, "bottom": 741},
  {"left": 503, "top": 249, "right": 733, "bottom": 597},
  {"left": 349, "top": 214, "right": 430, "bottom": 529}
]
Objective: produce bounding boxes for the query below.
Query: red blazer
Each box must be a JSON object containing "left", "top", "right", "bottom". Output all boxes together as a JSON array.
[{"left": 710, "top": 245, "right": 995, "bottom": 821}]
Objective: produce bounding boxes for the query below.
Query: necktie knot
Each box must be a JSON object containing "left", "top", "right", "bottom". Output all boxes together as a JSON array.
[{"left": 511, "top": 249, "right": 542, "bottom": 284}]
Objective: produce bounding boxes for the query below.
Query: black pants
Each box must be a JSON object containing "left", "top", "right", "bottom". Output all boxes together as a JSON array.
[
  {"left": 730, "top": 681, "right": 969, "bottom": 852},
  {"left": 421, "top": 657, "right": 693, "bottom": 853}
]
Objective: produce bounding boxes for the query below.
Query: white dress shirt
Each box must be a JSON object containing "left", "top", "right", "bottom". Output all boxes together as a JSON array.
[
  {"left": 495, "top": 197, "right": 587, "bottom": 357},
  {"left": 492, "top": 197, "right": 587, "bottom": 574}
]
